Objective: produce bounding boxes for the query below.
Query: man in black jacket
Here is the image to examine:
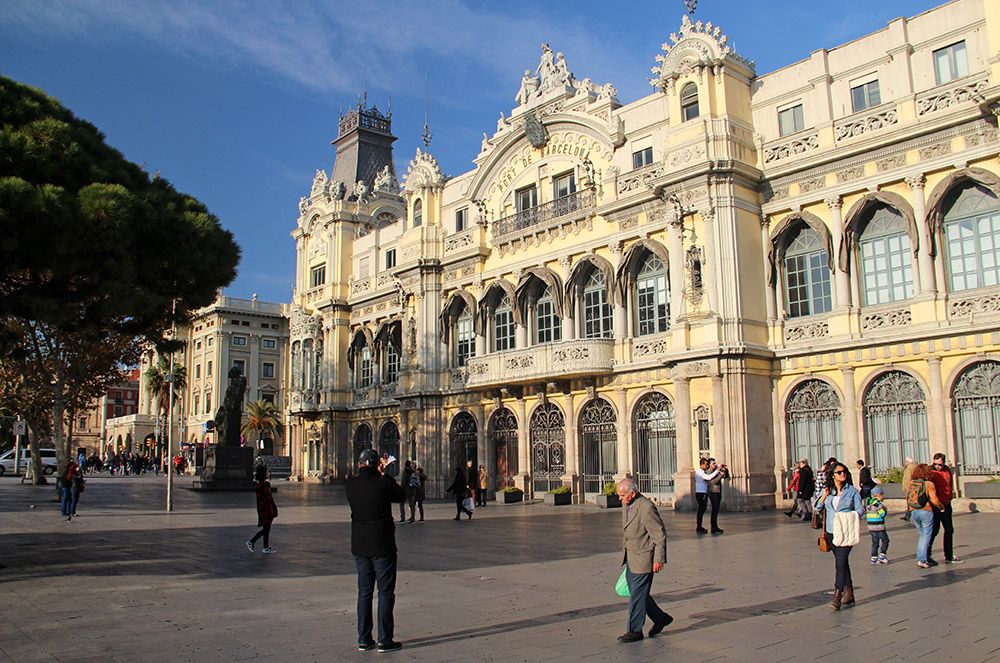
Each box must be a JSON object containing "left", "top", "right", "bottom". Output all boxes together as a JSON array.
[
  {"left": 796, "top": 459, "right": 814, "bottom": 521},
  {"left": 857, "top": 459, "right": 876, "bottom": 499},
  {"left": 346, "top": 449, "right": 406, "bottom": 653}
]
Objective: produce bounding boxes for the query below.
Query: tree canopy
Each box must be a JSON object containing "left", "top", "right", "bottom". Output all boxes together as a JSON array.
[{"left": 0, "top": 75, "right": 241, "bottom": 350}]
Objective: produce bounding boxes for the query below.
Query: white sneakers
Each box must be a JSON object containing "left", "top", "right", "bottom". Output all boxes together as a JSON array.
[
  {"left": 262, "top": 547, "right": 277, "bottom": 554},
  {"left": 246, "top": 540, "right": 254, "bottom": 553}
]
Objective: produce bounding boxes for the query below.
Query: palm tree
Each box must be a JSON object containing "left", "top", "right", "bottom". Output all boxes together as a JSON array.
[
  {"left": 242, "top": 399, "right": 282, "bottom": 449},
  {"left": 144, "top": 355, "right": 187, "bottom": 458}
]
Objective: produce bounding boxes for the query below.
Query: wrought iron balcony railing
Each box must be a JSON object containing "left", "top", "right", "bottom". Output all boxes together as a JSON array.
[{"left": 492, "top": 189, "right": 594, "bottom": 240}]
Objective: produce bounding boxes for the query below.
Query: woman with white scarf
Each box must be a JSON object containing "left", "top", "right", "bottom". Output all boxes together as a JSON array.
[{"left": 816, "top": 462, "right": 865, "bottom": 611}]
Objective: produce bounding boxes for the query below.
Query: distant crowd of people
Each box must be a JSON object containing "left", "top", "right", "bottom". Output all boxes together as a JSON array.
[{"left": 81, "top": 451, "right": 161, "bottom": 476}]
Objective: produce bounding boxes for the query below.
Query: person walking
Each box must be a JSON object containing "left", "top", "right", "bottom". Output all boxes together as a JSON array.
[
  {"left": 856, "top": 459, "right": 876, "bottom": 499},
  {"left": 60, "top": 460, "right": 82, "bottom": 521},
  {"left": 900, "top": 456, "right": 916, "bottom": 521},
  {"left": 865, "top": 486, "right": 890, "bottom": 565},
  {"left": 446, "top": 465, "right": 473, "bottom": 520},
  {"left": 816, "top": 462, "right": 864, "bottom": 610},
  {"left": 345, "top": 449, "right": 405, "bottom": 653},
  {"left": 706, "top": 458, "right": 728, "bottom": 535},
  {"left": 400, "top": 461, "right": 414, "bottom": 524},
  {"left": 694, "top": 457, "right": 720, "bottom": 534},
  {"left": 907, "top": 463, "right": 945, "bottom": 569},
  {"left": 616, "top": 478, "right": 671, "bottom": 643},
  {"left": 247, "top": 464, "right": 278, "bottom": 554},
  {"left": 784, "top": 465, "right": 800, "bottom": 518},
  {"left": 796, "top": 459, "right": 815, "bottom": 522},
  {"left": 412, "top": 463, "right": 427, "bottom": 522},
  {"left": 465, "top": 459, "right": 476, "bottom": 507},
  {"left": 929, "top": 453, "right": 962, "bottom": 564},
  {"left": 477, "top": 464, "right": 489, "bottom": 507}
]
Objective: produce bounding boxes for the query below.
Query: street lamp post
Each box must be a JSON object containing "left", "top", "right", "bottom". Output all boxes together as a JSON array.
[{"left": 166, "top": 296, "right": 177, "bottom": 513}]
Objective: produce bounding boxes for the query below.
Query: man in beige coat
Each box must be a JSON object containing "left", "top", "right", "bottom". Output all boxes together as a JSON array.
[{"left": 617, "top": 478, "right": 672, "bottom": 643}]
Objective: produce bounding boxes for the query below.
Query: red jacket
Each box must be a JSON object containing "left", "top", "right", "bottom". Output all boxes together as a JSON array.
[
  {"left": 255, "top": 480, "right": 278, "bottom": 526},
  {"left": 930, "top": 466, "right": 953, "bottom": 506}
]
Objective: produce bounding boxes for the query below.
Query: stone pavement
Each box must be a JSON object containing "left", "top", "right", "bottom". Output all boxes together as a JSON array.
[{"left": 1, "top": 476, "right": 998, "bottom": 663}]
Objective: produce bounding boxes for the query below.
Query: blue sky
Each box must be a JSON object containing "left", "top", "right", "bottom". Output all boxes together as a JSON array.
[{"left": 0, "top": 0, "right": 940, "bottom": 303}]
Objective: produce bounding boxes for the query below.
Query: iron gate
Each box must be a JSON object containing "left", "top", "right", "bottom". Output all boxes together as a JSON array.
[
  {"left": 579, "top": 398, "right": 617, "bottom": 495},
  {"left": 449, "top": 411, "right": 478, "bottom": 475},
  {"left": 490, "top": 407, "right": 518, "bottom": 488},
  {"left": 863, "top": 371, "right": 928, "bottom": 475},
  {"left": 379, "top": 422, "right": 400, "bottom": 478},
  {"left": 633, "top": 392, "right": 677, "bottom": 497},
  {"left": 353, "top": 423, "right": 373, "bottom": 459},
  {"left": 531, "top": 402, "right": 565, "bottom": 493}
]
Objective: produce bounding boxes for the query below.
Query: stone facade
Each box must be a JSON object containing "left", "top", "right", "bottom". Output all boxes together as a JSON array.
[{"left": 286, "top": 0, "right": 1000, "bottom": 507}]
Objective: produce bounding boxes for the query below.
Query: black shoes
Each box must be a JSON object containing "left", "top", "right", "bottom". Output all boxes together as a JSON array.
[
  {"left": 712, "top": 529, "right": 724, "bottom": 535},
  {"left": 649, "top": 613, "right": 674, "bottom": 637},
  {"left": 357, "top": 642, "right": 376, "bottom": 651},
  {"left": 617, "top": 631, "right": 643, "bottom": 643},
  {"left": 452, "top": 516, "right": 461, "bottom": 521},
  {"left": 377, "top": 641, "right": 402, "bottom": 653},
  {"left": 466, "top": 510, "right": 473, "bottom": 520},
  {"left": 696, "top": 527, "right": 708, "bottom": 534}
]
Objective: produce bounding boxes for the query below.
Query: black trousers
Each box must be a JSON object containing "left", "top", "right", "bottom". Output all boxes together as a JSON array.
[
  {"left": 250, "top": 522, "right": 271, "bottom": 548},
  {"left": 826, "top": 532, "right": 854, "bottom": 591},
  {"left": 708, "top": 492, "right": 722, "bottom": 531},
  {"left": 930, "top": 503, "right": 954, "bottom": 560},
  {"left": 455, "top": 494, "right": 471, "bottom": 517},
  {"left": 695, "top": 492, "right": 708, "bottom": 528}
]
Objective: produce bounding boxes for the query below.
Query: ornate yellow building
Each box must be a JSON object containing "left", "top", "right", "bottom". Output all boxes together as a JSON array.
[{"left": 286, "top": 0, "right": 1000, "bottom": 508}]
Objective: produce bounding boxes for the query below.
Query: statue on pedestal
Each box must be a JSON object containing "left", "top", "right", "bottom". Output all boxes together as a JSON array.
[{"left": 214, "top": 366, "right": 247, "bottom": 447}]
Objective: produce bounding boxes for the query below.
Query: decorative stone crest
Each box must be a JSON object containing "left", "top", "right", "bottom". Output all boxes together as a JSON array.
[
  {"left": 372, "top": 165, "right": 400, "bottom": 194},
  {"left": 650, "top": 15, "right": 754, "bottom": 91},
  {"left": 524, "top": 110, "right": 548, "bottom": 148},
  {"left": 403, "top": 148, "right": 446, "bottom": 192},
  {"left": 310, "top": 169, "right": 329, "bottom": 197}
]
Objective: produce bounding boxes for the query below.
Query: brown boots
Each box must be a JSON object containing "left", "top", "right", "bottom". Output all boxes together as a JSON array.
[{"left": 830, "top": 585, "right": 855, "bottom": 611}]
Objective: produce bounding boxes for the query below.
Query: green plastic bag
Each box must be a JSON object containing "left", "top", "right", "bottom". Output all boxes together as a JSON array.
[{"left": 615, "top": 567, "right": 630, "bottom": 598}]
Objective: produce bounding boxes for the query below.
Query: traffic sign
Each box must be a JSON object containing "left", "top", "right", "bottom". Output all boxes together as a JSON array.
[{"left": 13, "top": 421, "right": 26, "bottom": 436}]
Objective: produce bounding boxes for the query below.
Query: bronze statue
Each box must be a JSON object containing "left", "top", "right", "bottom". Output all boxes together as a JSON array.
[{"left": 214, "top": 366, "right": 247, "bottom": 447}]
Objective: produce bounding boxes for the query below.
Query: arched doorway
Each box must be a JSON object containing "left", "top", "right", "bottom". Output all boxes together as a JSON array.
[
  {"left": 353, "top": 423, "right": 373, "bottom": 460},
  {"left": 449, "top": 411, "right": 478, "bottom": 479},
  {"left": 490, "top": 407, "right": 518, "bottom": 489},
  {"left": 785, "top": 379, "right": 842, "bottom": 466},
  {"left": 952, "top": 360, "right": 1000, "bottom": 476},
  {"left": 863, "top": 370, "right": 928, "bottom": 474},
  {"left": 579, "top": 398, "right": 617, "bottom": 497},
  {"left": 379, "top": 421, "right": 400, "bottom": 478},
  {"left": 632, "top": 392, "right": 676, "bottom": 500},
  {"left": 530, "top": 402, "right": 565, "bottom": 493}
]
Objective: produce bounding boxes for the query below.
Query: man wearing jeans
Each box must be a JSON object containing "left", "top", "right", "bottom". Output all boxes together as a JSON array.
[
  {"left": 346, "top": 449, "right": 406, "bottom": 653},
  {"left": 694, "top": 458, "right": 720, "bottom": 534},
  {"left": 616, "top": 478, "right": 671, "bottom": 643},
  {"left": 929, "top": 453, "right": 962, "bottom": 564}
]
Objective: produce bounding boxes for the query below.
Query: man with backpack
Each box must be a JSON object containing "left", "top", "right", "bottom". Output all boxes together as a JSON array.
[{"left": 929, "top": 453, "right": 962, "bottom": 564}]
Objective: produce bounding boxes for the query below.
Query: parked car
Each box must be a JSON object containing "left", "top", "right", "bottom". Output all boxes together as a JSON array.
[{"left": 0, "top": 448, "right": 58, "bottom": 475}]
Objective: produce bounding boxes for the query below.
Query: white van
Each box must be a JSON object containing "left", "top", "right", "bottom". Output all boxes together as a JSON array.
[{"left": 0, "top": 448, "right": 58, "bottom": 475}]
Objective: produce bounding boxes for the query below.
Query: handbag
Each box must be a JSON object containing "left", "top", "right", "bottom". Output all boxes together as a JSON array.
[
  {"left": 810, "top": 510, "right": 822, "bottom": 530},
  {"left": 615, "top": 567, "right": 630, "bottom": 598},
  {"left": 462, "top": 496, "right": 474, "bottom": 512},
  {"left": 818, "top": 534, "right": 830, "bottom": 553}
]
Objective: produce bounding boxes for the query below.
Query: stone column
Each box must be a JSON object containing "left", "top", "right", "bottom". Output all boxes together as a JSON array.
[
  {"left": 841, "top": 367, "right": 860, "bottom": 463},
  {"left": 475, "top": 401, "right": 488, "bottom": 493},
  {"left": 762, "top": 215, "right": 776, "bottom": 320},
  {"left": 516, "top": 397, "right": 530, "bottom": 495},
  {"left": 701, "top": 208, "right": 719, "bottom": 314},
  {"left": 615, "top": 388, "right": 630, "bottom": 478},
  {"left": 927, "top": 357, "right": 948, "bottom": 458},
  {"left": 562, "top": 391, "right": 578, "bottom": 497},
  {"left": 515, "top": 322, "right": 528, "bottom": 349},
  {"left": 673, "top": 377, "right": 693, "bottom": 508},
  {"left": 560, "top": 256, "right": 575, "bottom": 340},
  {"left": 475, "top": 333, "right": 486, "bottom": 358},
  {"left": 906, "top": 174, "right": 936, "bottom": 295},
  {"left": 711, "top": 374, "right": 725, "bottom": 460},
  {"left": 613, "top": 302, "right": 627, "bottom": 337},
  {"left": 668, "top": 218, "right": 685, "bottom": 322},
  {"left": 826, "top": 196, "right": 851, "bottom": 309}
]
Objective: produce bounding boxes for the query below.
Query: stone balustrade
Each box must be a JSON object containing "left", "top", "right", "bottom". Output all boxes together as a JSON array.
[{"left": 464, "top": 338, "right": 614, "bottom": 389}]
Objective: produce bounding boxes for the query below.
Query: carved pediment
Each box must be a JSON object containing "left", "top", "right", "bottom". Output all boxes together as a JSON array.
[
  {"left": 403, "top": 148, "right": 446, "bottom": 192},
  {"left": 650, "top": 15, "right": 755, "bottom": 91}
]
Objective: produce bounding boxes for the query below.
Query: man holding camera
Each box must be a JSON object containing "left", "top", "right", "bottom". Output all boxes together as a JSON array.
[
  {"left": 706, "top": 458, "right": 728, "bottom": 535},
  {"left": 345, "top": 449, "right": 405, "bottom": 653},
  {"left": 616, "top": 478, "right": 671, "bottom": 643}
]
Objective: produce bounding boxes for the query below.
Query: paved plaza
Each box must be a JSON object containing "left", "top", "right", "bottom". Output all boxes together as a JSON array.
[{"left": 1, "top": 477, "right": 998, "bottom": 663}]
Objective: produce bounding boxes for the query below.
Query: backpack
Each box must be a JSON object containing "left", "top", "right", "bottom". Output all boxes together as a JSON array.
[
  {"left": 906, "top": 479, "right": 928, "bottom": 510},
  {"left": 408, "top": 472, "right": 421, "bottom": 489}
]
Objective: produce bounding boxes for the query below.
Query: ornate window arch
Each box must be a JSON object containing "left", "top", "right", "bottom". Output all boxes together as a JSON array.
[
  {"left": 579, "top": 398, "right": 617, "bottom": 495},
  {"left": 479, "top": 280, "right": 520, "bottom": 353},
  {"left": 616, "top": 240, "right": 671, "bottom": 337},
  {"left": 680, "top": 82, "right": 699, "bottom": 121},
  {"left": 782, "top": 225, "right": 832, "bottom": 318},
  {"left": 449, "top": 411, "right": 478, "bottom": 474},
  {"left": 941, "top": 183, "right": 1000, "bottom": 292},
  {"left": 374, "top": 320, "right": 402, "bottom": 384},
  {"left": 515, "top": 269, "right": 564, "bottom": 345},
  {"left": 353, "top": 423, "right": 373, "bottom": 459},
  {"left": 631, "top": 391, "right": 676, "bottom": 497},
  {"left": 530, "top": 401, "right": 565, "bottom": 493},
  {"left": 349, "top": 329, "right": 374, "bottom": 388},
  {"left": 413, "top": 198, "right": 423, "bottom": 227},
  {"left": 785, "top": 379, "right": 842, "bottom": 465},
  {"left": 863, "top": 370, "right": 928, "bottom": 473},
  {"left": 439, "top": 292, "right": 478, "bottom": 367},
  {"left": 489, "top": 407, "right": 519, "bottom": 486},
  {"left": 951, "top": 360, "right": 1000, "bottom": 475},
  {"left": 857, "top": 206, "right": 915, "bottom": 306},
  {"left": 379, "top": 421, "right": 401, "bottom": 477}
]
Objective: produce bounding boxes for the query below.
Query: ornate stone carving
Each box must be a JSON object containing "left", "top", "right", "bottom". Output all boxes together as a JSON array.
[
  {"left": 403, "top": 148, "right": 446, "bottom": 192},
  {"left": 632, "top": 335, "right": 669, "bottom": 358},
  {"left": 552, "top": 345, "right": 590, "bottom": 362},
  {"left": 617, "top": 163, "right": 663, "bottom": 194},
  {"left": 904, "top": 174, "right": 926, "bottom": 190},
  {"left": 861, "top": 308, "right": 911, "bottom": 331},
  {"left": 798, "top": 177, "right": 825, "bottom": 194},
  {"left": 965, "top": 129, "right": 1000, "bottom": 148},
  {"left": 444, "top": 229, "right": 476, "bottom": 254},
  {"left": 876, "top": 155, "right": 905, "bottom": 172},
  {"left": 668, "top": 144, "right": 706, "bottom": 167},
  {"left": 768, "top": 185, "right": 789, "bottom": 202},
  {"left": 824, "top": 195, "right": 842, "bottom": 210},
  {"left": 784, "top": 321, "right": 829, "bottom": 342},
  {"left": 949, "top": 292, "right": 1000, "bottom": 318},
  {"left": 372, "top": 165, "right": 400, "bottom": 194},
  {"left": 834, "top": 108, "right": 898, "bottom": 141},
  {"left": 464, "top": 339, "right": 613, "bottom": 388},
  {"left": 310, "top": 169, "right": 328, "bottom": 197},
  {"left": 917, "top": 77, "right": 990, "bottom": 116},
  {"left": 763, "top": 133, "right": 819, "bottom": 164},
  {"left": 351, "top": 276, "right": 373, "bottom": 296},
  {"left": 919, "top": 141, "right": 952, "bottom": 160},
  {"left": 651, "top": 15, "right": 755, "bottom": 91},
  {"left": 836, "top": 166, "right": 864, "bottom": 183},
  {"left": 353, "top": 389, "right": 370, "bottom": 405}
]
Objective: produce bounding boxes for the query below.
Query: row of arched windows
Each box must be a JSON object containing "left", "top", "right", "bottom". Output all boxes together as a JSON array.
[
  {"left": 348, "top": 321, "right": 401, "bottom": 389},
  {"left": 772, "top": 173, "right": 1000, "bottom": 319},
  {"left": 785, "top": 360, "right": 1000, "bottom": 475}
]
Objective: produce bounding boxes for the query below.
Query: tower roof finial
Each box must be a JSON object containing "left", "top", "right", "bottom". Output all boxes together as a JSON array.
[
  {"left": 684, "top": 0, "right": 697, "bottom": 16},
  {"left": 421, "top": 74, "right": 432, "bottom": 148}
]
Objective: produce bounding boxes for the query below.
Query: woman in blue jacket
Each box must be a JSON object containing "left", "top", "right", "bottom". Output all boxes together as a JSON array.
[{"left": 816, "top": 461, "right": 865, "bottom": 610}]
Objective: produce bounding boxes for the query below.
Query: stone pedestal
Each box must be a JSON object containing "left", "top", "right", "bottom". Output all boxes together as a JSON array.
[{"left": 191, "top": 446, "right": 255, "bottom": 491}]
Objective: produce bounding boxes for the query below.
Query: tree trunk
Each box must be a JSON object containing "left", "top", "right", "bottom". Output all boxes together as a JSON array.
[{"left": 24, "top": 418, "right": 47, "bottom": 485}]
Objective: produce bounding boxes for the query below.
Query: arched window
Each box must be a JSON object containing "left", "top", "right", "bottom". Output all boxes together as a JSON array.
[
  {"left": 635, "top": 255, "right": 669, "bottom": 336},
  {"left": 291, "top": 341, "right": 301, "bottom": 390},
  {"left": 490, "top": 407, "right": 518, "bottom": 486},
  {"left": 859, "top": 206, "right": 914, "bottom": 306},
  {"left": 358, "top": 346, "right": 373, "bottom": 388},
  {"left": 353, "top": 423, "right": 373, "bottom": 458},
  {"left": 455, "top": 308, "right": 475, "bottom": 367},
  {"left": 863, "top": 371, "right": 928, "bottom": 473},
  {"left": 632, "top": 392, "right": 676, "bottom": 498},
  {"left": 302, "top": 339, "right": 313, "bottom": 391},
  {"left": 384, "top": 341, "right": 399, "bottom": 384},
  {"left": 449, "top": 411, "right": 478, "bottom": 474},
  {"left": 535, "top": 287, "right": 561, "bottom": 344},
  {"left": 680, "top": 82, "right": 699, "bottom": 121},
  {"left": 784, "top": 227, "right": 832, "bottom": 318},
  {"left": 952, "top": 360, "right": 1000, "bottom": 475},
  {"left": 582, "top": 271, "right": 613, "bottom": 338},
  {"left": 785, "top": 379, "right": 842, "bottom": 464},
  {"left": 579, "top": 398, "right": 617, "bottom": 495},
  {"left": 413, "top": 199, "right": 423, "bottom": 227},
  {"left": 493, "top": 295, "right": 515, "bottom": 352},
  {"left": 530, "top": 402, "right": 565, "bottom": 493},
  {"left": 943, "top": 183, "right": 1000, "bottom": 292},
  {"left": 379, "top": 421, "right": 400, "bottom": 477}
]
